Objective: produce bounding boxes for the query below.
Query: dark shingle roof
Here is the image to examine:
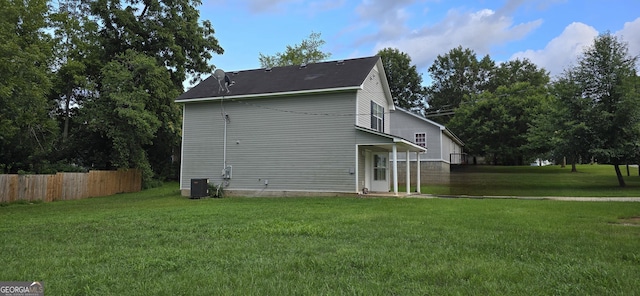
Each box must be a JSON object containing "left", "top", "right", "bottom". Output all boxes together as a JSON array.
[{"left": 176, "top": 56, "right": 380, "bottom": 101}]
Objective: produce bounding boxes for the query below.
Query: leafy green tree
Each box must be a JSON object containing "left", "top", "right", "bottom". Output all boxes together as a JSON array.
[
  {"left": 0, "top": 0, "right": 57, "bottom": 173},
  {"left": 87, "top": 0, "right": 222, "bottom": 182},
  {"left": 88, "top": 0, "right": 223, "bottom": 87},
  {"left": 49, "top": 0, "right": 100, "bottom": 142},
  {"left": 49, "top": 0, "right": 220, "bottom": 183},
  {"left": 527, "top": 73, "right": 595, "bottom": 172},
  {"left": 82, "top": 50, "right": 179, "bottom": 185},
  {"left": 259, "top": 32, "right": 331, "bottom": 68},
  {"left": 488, "top": 58, "right": 549, "bottom": 91},
  {"left": 445, "top": 55, "right": 551, "bottom": 165},
  {"left": 573, "top": 33, "right": 640, "bottom": 186},
  {"left": 449, "top": 82, "right": 549, "bottom": 165},
  {"left": 377, "top": 48, "right": 426, "bottom": 111},
  {"left": 426, "top": 46, "right": 494, "bottom": 123}
]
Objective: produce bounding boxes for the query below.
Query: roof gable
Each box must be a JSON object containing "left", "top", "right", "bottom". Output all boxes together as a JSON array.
[
  {"left": 177, "top": 56, "right": 381, "bottom": 102},
  {"left": 393, "top": 107, "right": 465, "bottom": 146}
]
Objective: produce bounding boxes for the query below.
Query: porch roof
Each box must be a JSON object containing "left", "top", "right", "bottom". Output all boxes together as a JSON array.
[{"left": 355, "top": 126, "right": 427, "bottom": 152}]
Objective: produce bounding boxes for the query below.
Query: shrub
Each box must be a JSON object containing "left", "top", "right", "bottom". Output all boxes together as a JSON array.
[{"left": 208, "top": 183, "right": 224, "bottom": 198}]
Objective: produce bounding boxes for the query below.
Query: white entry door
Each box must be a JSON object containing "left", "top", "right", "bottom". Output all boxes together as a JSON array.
[{"left": 370, "top": 153, "right": 389, "bottom": 192}]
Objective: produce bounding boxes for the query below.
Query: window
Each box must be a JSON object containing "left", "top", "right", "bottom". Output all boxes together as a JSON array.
[
  {"left": 374, "top": 154, "right": 387, "bottom": 181},
  {"left": 371, "top": 101, "right": 384, "bottom": 132},
  {"left": 415, "top": 133, "right": 426, "bottom": 148}
]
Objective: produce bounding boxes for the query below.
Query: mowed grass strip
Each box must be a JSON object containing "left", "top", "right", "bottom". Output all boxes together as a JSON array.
[
  {"left": 1, "top": 183, "right": 639, "bottom": 295},
  {"left": 423, "top": 164, "right": 640, "bottom": 197}
]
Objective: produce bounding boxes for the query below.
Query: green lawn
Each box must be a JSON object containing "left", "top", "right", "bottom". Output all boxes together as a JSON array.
[
  {"left": 1, "top": 183, "right": 639, "bottom": 295},
  {"left": 422, "top": 164, "right": 640, "bottom": 197}
]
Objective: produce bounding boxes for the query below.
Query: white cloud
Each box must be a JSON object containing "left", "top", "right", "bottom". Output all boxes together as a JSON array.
[
  {"left": 510, "top": 22, "right": 597, "bottom": 76},
  {"left": 222, "top": 0, "right": 344, "bottom": 14},
  {"left": 243, "top": 0, "right": 300, "bottom": 13},
  {"left": 511, "top": 18, "right": 640, "bottom": 77},
  {"left": 369, "top": 6, "right": 542, "bottom": 70},
  {"left": 616, "top": 17, "right": 640, "bottom": 59},
  {"left": 354, "top": 0, "right": 415, "bottom": 42}
]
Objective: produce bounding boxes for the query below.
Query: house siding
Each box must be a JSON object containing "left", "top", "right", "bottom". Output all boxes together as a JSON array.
[
  {"left": 181, "top": 92, "right": 360, "bottom": 193},
  {"left": 356, "top": 65, "right": 391, "bottom": 132},
  {"left": 442, "top": 134, "right": 464, "bottom": 164},
  {"left": 389, "top": 110, "right": 442, "bottom": 160}
]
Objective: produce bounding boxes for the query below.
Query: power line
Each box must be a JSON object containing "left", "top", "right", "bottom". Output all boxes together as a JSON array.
[{"left": 231, "top": 99, "right": 405, "bottom": 117}]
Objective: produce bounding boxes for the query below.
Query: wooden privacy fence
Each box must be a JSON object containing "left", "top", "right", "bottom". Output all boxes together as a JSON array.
[{"left": 0, "top": 169, "right": 142, "bottom": 203}]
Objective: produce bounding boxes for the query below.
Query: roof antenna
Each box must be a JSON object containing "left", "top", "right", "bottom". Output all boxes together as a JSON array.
[{"left": 213, "top": 68, "right": 234, "bottom": 93}]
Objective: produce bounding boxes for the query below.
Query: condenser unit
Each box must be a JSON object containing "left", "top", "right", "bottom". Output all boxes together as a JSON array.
[{"left": 190, "top": 178, "right": 208, "bottom": 199}]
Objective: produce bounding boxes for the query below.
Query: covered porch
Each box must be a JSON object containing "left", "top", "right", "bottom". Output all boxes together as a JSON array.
[{"left": 355, "top": 127, "right": 426, "bottom": 196}]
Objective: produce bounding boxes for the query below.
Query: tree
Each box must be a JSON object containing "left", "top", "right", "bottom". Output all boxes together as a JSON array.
[
  {"left": 573, "top": 33, "right": 640, "bottom": 186},
  {"left": 449, "top": 82, "right": 549, "bottom": 165},
  {"left": 426, "top": 46, "right": 494, "bottom": 123},
  {"left": 87, "top": 0, "right": 222, "bottom": 183},
  {"left": 444, "top": 56, "right": 551, "bottom": 165},
  {"left": 88, "top": 0, "right": 224, "bottom": 87},
  {"left": 488, "top": 58, "right": 549, "bottom": 91},
  {"left": 0, "top": 0, "right": 57, "bottom": 173},
  {"left": 527, "top": 73, "right": 595, "bottom": 172},
  {"left": 49, "top": 0, "right": 100, "bottom": 142},
  {"left": 377, "top": 48, "right": 426, "bottom": 111},
  {"left": 48, "top": 0, "right": 221, "bottom": 184},
  {"left": 81, "top": 50, "right": 179, "bottom": 185},
  {"left": 259, "top": 32, "right": 331, "bottom": 68}
]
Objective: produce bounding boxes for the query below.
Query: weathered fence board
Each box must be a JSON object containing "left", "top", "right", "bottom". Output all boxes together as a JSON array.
[{"left": 0, "top": 169, "right": 141, "bottom": 203}]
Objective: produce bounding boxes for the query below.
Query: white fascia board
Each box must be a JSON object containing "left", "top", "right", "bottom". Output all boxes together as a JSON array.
[
  {"left": 393, "top": 138, "right": 427, "bottom": 152},
  {"left": 375, "top": 58, "right": 396, "bottom": 111},
  {"left": 394, "top": 107, "right": 445, "bottom": 128},
  {"left": 443, "top": 128, "right": 465, "bottom": 146},
  {"left": 176, "top": 86, "right": 362, "bottom": 103}
]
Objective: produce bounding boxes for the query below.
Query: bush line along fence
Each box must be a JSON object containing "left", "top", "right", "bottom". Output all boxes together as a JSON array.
[{"left": 0, "top": 169, "right": 142, "bottom": 203}]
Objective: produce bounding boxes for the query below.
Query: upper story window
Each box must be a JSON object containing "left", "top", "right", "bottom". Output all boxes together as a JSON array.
[
  {"left": 371, "top": 101, "right": 384, "bottom": 132},
  {"left": 415, "top": 133, "right": 426, "bottom": 147}
]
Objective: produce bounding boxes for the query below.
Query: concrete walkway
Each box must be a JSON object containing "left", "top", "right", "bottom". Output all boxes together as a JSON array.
[{"left": 410, "top": 194, "right": 640, "bottom": 202}]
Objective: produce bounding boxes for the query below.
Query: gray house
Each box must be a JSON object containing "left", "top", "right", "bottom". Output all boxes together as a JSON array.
[
  {"left": 390, "top": 107, "right": 465, "bottom": 184},
  {"left": 176, "top": 56, "right": 426, "bottom": 196}
]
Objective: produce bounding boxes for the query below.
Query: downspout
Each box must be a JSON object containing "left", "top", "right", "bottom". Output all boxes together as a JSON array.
[
  {"left": 221, "top": 97, "right": 230, "bottom": 176},
  {"left": 223, "top": 112, "right": 228, "bottom": 170}
]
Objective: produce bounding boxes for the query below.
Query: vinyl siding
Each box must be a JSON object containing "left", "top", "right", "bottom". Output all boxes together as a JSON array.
[
  {"left": 442, "top": 135, "right": 463, "bottom": 163},
  {"left": 356, "top": 65, "right": 391, "bottom": 132},
  {"left": 389, "top": 110, "right": 442, "bottom": 161},
  {"left": 181, "top": 92, "right": 360, "bottom": 192},
  {"left": 441, "top": 134, "right": 451, "bottom": 160}
]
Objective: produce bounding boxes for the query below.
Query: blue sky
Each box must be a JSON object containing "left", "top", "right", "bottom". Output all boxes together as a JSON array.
[{"left": 199, "top": 0, "right": 639, "bottom": 82}]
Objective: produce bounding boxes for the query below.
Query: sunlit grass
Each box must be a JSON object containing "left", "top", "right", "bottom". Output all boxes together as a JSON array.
[
  {"left": 422, "top": 164, "right": 640, "bottom": 197},
  {"left": 1, "top": 183, "right": 639, "bottom": 295}
]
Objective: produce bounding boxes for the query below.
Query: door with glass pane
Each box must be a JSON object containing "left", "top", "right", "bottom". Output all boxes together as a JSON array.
[{"left": 370, "top": 153, "right": 389, "bottom": 192}]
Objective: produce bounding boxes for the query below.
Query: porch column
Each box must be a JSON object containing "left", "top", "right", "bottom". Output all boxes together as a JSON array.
[
  {"left": 392, "top": 144, "right": 398, "bottom": 195},
  {"left": 355, "top": 146, "right": 359, "bottom": 193},
  {"left": 406, "top": 150, "right": 410, "bottom": 194},
  {"left": 416, "top": 152, "right": 421, "bottom": 193}
]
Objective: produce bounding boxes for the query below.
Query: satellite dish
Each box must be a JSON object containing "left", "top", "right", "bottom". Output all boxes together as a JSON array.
[{"left": 213, "top": 68, "right": 233, "bottom": 93}]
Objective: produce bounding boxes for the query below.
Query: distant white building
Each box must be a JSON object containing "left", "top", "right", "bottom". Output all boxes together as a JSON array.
[{"left": 530, "top": 159, "right": 553, "bottom": 166}]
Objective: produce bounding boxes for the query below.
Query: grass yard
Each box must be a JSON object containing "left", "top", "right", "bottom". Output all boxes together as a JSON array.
[
  {"left": 423, "top": 164, "right": 640, "bottom": 197},
  {"left": 1, "top": 183, "right": 640, "bottom": 295}
]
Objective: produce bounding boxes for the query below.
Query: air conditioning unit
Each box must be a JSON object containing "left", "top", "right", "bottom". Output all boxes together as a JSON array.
[{"left": 190, "top": 178, "right": 208, "bottom": 199}]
